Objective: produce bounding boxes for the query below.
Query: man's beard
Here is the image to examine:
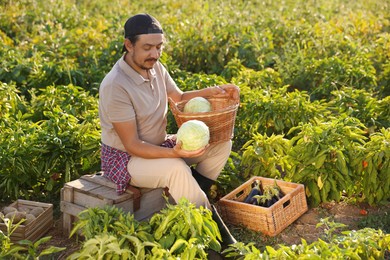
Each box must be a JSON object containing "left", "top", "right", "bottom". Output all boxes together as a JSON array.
[{"left": 136, "top": 58, "right": 158, "bottom": 70}]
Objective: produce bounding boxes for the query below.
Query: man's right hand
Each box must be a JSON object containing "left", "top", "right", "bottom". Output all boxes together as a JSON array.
[{"left": 173, "top": 141, "right": 208, "bottom": 158}]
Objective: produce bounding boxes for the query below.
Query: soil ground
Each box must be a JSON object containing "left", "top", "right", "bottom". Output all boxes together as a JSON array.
[{"left": 36, "top": 200, "right": 389, "bottom": 259}]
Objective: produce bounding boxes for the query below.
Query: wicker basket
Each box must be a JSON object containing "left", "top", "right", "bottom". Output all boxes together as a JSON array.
[
  {"left": 169, "top": 97, "right": 239, "bottom": 144},
  {"left": 217, "top": 176, "right": 308, "bottom": 236}
]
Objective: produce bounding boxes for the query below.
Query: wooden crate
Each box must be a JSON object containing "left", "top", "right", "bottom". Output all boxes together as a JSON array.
[
  {"left": 60, "top": 173, "right": 171, "bottom": 234},
  {"left": 0, "top": 200, "right": 53, "bottom": 242},
  {"left": 217, "top": 176, "right": 308, "bottom": 236}
]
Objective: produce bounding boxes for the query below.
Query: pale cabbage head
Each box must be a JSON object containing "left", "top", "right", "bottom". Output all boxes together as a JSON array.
[
  {"left": 183, "top": 97, "right": 212, "bottom": 113},
  {"left": 176, "top": 120, "right": 210, "bottom": 151}
]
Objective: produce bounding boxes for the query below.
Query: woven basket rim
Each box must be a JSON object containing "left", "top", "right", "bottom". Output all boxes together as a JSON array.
[
  {"left": 169, "top": 97, "right": 239, "bottom": 116},
  {"left": 220, "top": 176, "right": 304, "bottom": 202}
]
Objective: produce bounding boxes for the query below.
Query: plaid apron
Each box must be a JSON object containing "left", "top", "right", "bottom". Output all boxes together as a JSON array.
[{"left": 101, "top": 136, "right": 176, "bottom": 195}]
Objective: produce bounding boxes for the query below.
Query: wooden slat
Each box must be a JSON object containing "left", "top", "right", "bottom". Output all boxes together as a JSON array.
[
  {"left": 24, "top": 210, "right": 53, "bottom": 241},
  {"left": 60, "top": 201, "right": 87, "bottom": 217},
  {"left": 81, "top": 173, "right": 144, "bottom": 195},
  {"left": 14, "top": 199, "right": 53, "bottom": 209},
  {"left": 65, "top": 178, "right": 101, "bottom": 193},
  {"left": 80, "top": 174, "right": 139, "bottom": 208},
  {"left": 78, "top": 175, "right": 134, "bottom": 202},
  {"left": 133, "top": 188, "right": 170, "bottom": 221},
  {"left": 62, "top": 185, "right": 75, "bottom": 234},
  {"left": 80, "top": 174, "right": 117, "bottom": 189},
  {"left": 26, "top": 219, "right": 53, "bottom": 242},
  {"left": 73, "top": 190, "right": 112, "bottom": 207},
  {"left": 87, "top": 185, "right": 130, "bottom": 203}
]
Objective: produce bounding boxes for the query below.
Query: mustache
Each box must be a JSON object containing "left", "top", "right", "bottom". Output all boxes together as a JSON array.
[{"left": 145, "top": 58, "right": 158, "bottom": 62}]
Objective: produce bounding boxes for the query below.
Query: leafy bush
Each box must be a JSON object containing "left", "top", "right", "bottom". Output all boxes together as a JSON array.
[
  {"left": 241, "top": 133, "right": 290, "bottom": 179},
  {"left": 0, "top": 216, "right": 65, "bottom": 259},
  {"left": 0, "top": 1, "right": 389, "bottom": 257},
  {"left": 327, "top": 87, "right": 389, "bottom": 130},
  {"left": 69, "top": 204, "right": 390, "bottom": 260},
  {"left": 358, "top": 211, "right": 390, "bottom": 233},
  {"left": 69, "top": 198, "right": 222, "bottom": 259},
  {"left": 235, "top": 85, "right": 328, "bottom": 147},
  {"left": 355, "top": 128, "right": 390, "bottom": 205},
  {"left": 286, "top": 116, "right": 368, "bottom": 207},
  {"left": 223, "top": 218, "right": 390, "bottom": 259},
  {"left": 1, "top": 0, "right": 389, "bottom": 207},
  {"left": 0, "top": 83, "right": 100, "bottom": 201}
]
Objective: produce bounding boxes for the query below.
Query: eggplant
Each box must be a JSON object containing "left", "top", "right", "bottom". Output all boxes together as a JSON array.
[
  {"left": 244, "top": 179, "right": 286, "bottom": 207},
  {"left": 270, "top": 196, "right": 279, "bottom": 205},
  {"left": 244, "top": 180, "right": 262, "bottom": 204},
  {"left": 265, "top": 199, "right": 273, "bottom": 207},
  {"left": 266, "top": 180, "right": 285, "bottom": 207},
  {"left": 263, "top": 187, "right": 275, "bottom": 207},
  {"left": 252, "top": 194, "right": 266, "bottom": 207},
  {"left": 254, "top": 186, "right": 277, "bottom": 207},
  {"left": 272, "top": 180, "right": 285, "bottom": 199}
]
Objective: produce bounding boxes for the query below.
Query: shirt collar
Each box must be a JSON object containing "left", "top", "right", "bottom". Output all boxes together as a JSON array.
[{"left": 119, "top": 55, "right": 157, "bottom": 85}]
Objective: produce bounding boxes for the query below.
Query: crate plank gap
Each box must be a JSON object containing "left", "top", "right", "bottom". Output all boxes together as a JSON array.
[
  {"left": 60, "top": 173, "right": 172, "bottom": 235},
  {"left": 0, "top": 199, "right": 53, "bottom": 242},
  {"left": 217, "top": 176, "right": 308, "bottom": 236}
]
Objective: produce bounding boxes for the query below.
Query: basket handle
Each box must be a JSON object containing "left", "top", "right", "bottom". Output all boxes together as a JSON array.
[
  {"left": 223, "top": 177, "right": 255, "bottom": 201},
  {"left": 277, "top": 192, "right": 292, "bottom": 209},
  {"left": 168, "top": 97, "right": 180, "bottom": 113}
]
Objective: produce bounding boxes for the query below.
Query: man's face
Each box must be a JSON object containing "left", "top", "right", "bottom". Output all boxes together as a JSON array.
[{"left": 127, "top": 34, "right": 164, "bottom": 71}]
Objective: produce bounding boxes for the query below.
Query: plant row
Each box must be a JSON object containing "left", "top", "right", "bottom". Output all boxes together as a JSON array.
[
  {"left": 240, "top": 125, "right": 390, "bottom": 207},
  {"left": 1, "top": 199, "right": 389, "bottom": 259},
  {"left": 1, "top": 0, "right": 389, "bottom": 99},
  {"left": 34, "top": 200, "right": 390, "bottom": 258},
  {"left": 0, "top": 0, "right": 389, "bottom": 205},
  {"left": 1, "top": 74, "right": 389, "bottom": 207}
]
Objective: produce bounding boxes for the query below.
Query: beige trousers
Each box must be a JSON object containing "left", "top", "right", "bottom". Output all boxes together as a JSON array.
[{"left": 128, "top": 140, "right": 232, "bottom": 209}]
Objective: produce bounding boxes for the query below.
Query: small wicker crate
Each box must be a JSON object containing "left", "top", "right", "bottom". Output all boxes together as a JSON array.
[
  {"left": 217, "top": 176, "right": 308, "bottom": 236},
  {"left": 169, "top": 97, "right": 239, "bottom": 144},
  {"left": 0, "top": 199, "right": 53, "bottom": 242}
]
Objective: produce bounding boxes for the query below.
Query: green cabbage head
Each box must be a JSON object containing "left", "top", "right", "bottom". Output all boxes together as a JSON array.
[
  {"left": 176, "top": 120, "right": 210, "bottom": 151},
  {"left": 183, "top": 97, "right": 212, "bottom": 113}
]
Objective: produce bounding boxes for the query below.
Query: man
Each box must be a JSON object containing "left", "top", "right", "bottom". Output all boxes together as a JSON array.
[{"left": 98, "top": 13, "right": 239, "bottom": 246}]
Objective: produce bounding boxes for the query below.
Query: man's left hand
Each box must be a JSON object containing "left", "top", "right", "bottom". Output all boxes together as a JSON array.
[{"left": 212, "top": 84, "right": 240, "bottom": 103}]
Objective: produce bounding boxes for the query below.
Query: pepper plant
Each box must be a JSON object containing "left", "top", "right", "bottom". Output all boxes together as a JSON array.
[
  {"left": 0, "top": 83, "right": 101, "bottom": 201},
  {"left": 353, "top": 128, "right": 390, "bottom": 205},
  {"left": 285, "top": 116, "right": 367, "bottom": 207},
  {"left": 223, "top": 218, "right": 390, "bottom": 259},
  {"left": 241, "top": 133, "right": 290, "bottom": 179},
  {"left": 69, "top": 198, "right": 222, "bottom": 259}
]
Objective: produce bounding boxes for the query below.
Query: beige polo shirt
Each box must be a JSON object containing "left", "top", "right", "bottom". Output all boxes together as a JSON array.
[{"left": 99, "top": 56, "right": 180, "bottom": 151}]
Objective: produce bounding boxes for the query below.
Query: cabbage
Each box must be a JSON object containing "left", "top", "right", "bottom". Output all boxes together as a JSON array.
[
  {"left": 176, "top": 120, "right": 210, "bottom": 151},
  {"left": 183, "top": 97, "right": 212, "bottom": 113}
]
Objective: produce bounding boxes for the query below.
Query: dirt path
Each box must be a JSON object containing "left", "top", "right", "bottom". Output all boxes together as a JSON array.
[{"left": 277, "top": 201, "right": 389, "bottom": 245}]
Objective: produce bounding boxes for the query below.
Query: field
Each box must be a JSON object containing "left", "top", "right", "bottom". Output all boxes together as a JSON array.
[{"left": 1, "top": 0, "right": 389, "bottom": 259}]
